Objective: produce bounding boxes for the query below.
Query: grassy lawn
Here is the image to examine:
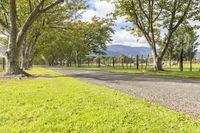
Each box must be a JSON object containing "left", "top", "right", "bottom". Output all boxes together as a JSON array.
[
  {"left": 0, "top": 67, "right": 200, "bottom": 132},
  {"left": 65, "top": 65, "right": 200, "bottom": 78}
]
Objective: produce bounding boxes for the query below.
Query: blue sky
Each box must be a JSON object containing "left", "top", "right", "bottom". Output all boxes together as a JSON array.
[{"left": 83, "top": 0, "right": 200, "bottom": 51}]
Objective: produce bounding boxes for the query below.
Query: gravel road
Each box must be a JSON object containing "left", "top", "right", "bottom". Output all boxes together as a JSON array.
[{"left": 51, "top": 67, "right": 200, "bottom": 117}]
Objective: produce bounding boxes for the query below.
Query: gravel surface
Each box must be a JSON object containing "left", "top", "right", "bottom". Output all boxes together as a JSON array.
[{"left": 51, "top": 67, "right": 200, "bottom": 117}]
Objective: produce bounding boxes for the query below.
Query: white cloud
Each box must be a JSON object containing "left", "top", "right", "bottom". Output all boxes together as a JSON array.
[
  {"left": 115, "top": 16, "right": 126, "bottom": 24},
  {"left": 81, "top": 0, "right": 115, "bottom": 22},
  {"left": 82, "top": 0, "right": 149, "bottom": 48},
  {"left": 111, "top": 30, "right": 149, "bottom": 47},
  {"left": 83, "top": 0, "right": 200, "bottom": 51}
]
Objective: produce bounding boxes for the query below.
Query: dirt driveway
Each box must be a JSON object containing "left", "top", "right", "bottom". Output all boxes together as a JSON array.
[{"left": 51, "top": 67, "right": 200, "bottom": 117}]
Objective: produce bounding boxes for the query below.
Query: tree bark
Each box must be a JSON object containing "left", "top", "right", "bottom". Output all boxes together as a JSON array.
[
  {"left": 112, "top": 57, "right": 115, "bottom": 68},
  {"left": 6, "top": 0, "right": 22, "bottom": 74},
  {"left": 6, "top": 0, "right": 63, "bottom": 75},
  {"left": 21, "top": 46, "right": 28, "bottom": 70},
  {"left": 152, "top": 51, "right": 163, "bottom": 71}
]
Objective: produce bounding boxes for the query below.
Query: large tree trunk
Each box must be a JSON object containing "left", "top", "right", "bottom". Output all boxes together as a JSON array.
[
  {"left": 6, "top": 0, "right": 22, "bottom": 74},
  {"left": 6, "top": 48, "right": 22, "bottom": 74},
  {"left": 6, "top": 0, "right": 62, "bottom": 75},
  {"left": 154, "top": 57, "right": 163, "bottom": 71},
  {"left": 21, "top": 48, "right": 29, "bottom": 70},
  {"left": 152, "top": 51, "right": 163, "bottom": 71},
  {"left": 75, "top": 50, "right": 80, "bottom": 67}
]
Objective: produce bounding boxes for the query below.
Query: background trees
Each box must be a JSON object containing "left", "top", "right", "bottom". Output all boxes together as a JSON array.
[
  {"left": 165, "top": 25, "right": 200, "bottom": 71},
  {"left": 34, "top": 18, "right": 113, "bottom": 67},
  {"left": 115, "top": 0, "right": 200, "bottom": 71},
  {"left": 0, "top": 0, "right": 85, "bottom": 75}
]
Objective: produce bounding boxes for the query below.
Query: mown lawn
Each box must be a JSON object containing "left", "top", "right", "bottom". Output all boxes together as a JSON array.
[{"left": 0, "top": 67, "right": 200, "bottom": 132}]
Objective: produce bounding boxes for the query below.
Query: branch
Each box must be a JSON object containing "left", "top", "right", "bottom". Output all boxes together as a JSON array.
[
  {"left": 40, "top": 0, "right": 64, "bottom": 13},
  {"left": 0, "top": 3, "right": 9, "bottom": 17},
  {"left": 130, "top": 0, "right": 155, "bottom": 52},
  {"left": 16, "top": 0, "right": 63, "bottom": 47},
  {"left": 172, "top": 0, "right": 192, "bottom": 31},
  {"left": 137, "top": 0, "right": 149, "bottom": 20},
  {"left": 28, "top": 0, "right": 32, "bottom": 13},
  {"left": 0, "top": 17, "right": 8, "bottom": 29}
]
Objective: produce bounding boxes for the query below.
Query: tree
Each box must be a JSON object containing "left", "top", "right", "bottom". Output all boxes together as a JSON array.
[
  {"left": 0, "top": 0, "right": 86, "bottom": 75},
  {"left": 119, "top": 54, "right": 127, "bottom": 69},
  {"left": 115, "top": 0, "right": 200, "bottom": 71},
  {"left": 165, "top": 25, "right": 200, "bottom": 71},
  {"left": 34, "top": 18, "right": 113, "bottom": 67}
]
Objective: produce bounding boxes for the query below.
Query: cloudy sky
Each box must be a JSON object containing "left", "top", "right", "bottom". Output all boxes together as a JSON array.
[{"left": 82, "top": 0, "right": 200, "bottom": 51}]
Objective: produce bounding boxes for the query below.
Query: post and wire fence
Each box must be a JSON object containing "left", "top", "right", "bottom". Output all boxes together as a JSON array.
[
  {"left": 75, "top": 55, "right": 154, "bottom": 71},
  {"left": 66, "top": 54, "right": 200, "bottom": 72}
]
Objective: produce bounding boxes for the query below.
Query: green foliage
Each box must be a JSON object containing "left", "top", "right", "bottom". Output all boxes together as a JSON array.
[
  {"left": 166, "top": 25, "right": 200, "bottom": 61},
  {"left": 114, "top": 0, "right": 200, "bottom": 70},
  {"left": 0, "top": 67, "right": 200, "bottom": 132},
  {"left": 35, "top": 17, "right": 114, "bottom": 66}
]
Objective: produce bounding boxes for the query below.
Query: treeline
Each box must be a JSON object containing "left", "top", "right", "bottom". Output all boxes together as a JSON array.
[
  {"left": 0, "top": 0, "right": 113, "bottom": 74},
  {"left": 33, "top": 18, "right": 113, "bottom": 67},
  {"left": 1, "top": 0, "right": 200, "bottom": 75}
]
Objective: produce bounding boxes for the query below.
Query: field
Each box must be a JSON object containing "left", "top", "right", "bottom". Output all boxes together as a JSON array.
[
  {"left": 0, "top": 67, "right": 200, "bottom": 132},
  {"left": 64, "top": 63, "right": 200, "bottom": 78}
]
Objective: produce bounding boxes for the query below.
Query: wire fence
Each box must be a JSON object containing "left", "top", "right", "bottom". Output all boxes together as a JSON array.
[{"left": 67, "top": 55, "right": 200, "bottom": 72}]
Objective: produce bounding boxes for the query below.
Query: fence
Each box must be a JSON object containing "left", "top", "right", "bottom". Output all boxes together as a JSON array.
[
  {"left": 72, "top": 55, "right": 200, "bottom": 72},
  {"left": 78, "top": 55, "right": 154, "bottom": 70},
  {"left": 0, "top": 57, "right": 6, "bottom": 72}
]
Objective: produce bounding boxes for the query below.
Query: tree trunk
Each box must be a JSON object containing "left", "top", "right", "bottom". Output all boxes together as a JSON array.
[
  {"left": 98, "top": 58, "right": 101, "bottom": 68},
  {"left": 152, "top": 51, "right": 163, "bottom": 71},
  {"left": 190, "top": 59, "right": 192, "bottom": 72},
  {"left": 189, "top": 51, "right": 192, "bottom": 72},
  {"left": 112, "top": 57, "right": 115, "bottom": 68},
  {"left": 75, "top": 51, "right": 79, "bottom": 67},
  {"left": 21, "top": 48, "right": 27, "bottom": 70},
  {"left": 6, "top": 0, "right": 22, "bottom": 74}
]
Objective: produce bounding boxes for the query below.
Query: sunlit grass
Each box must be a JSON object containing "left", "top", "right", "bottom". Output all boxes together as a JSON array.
[{"left": 0, "top": 67, "right": 200, "bottom": 132}]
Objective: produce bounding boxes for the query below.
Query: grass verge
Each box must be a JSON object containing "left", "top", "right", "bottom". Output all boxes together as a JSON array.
[{"left": 0, "top": 67, "right": 200, "bottom": 132}]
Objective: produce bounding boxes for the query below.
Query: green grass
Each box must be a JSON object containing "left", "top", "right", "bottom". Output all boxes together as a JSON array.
[
  {"left": 65, "top": 65, "right": 200, "bottom": 78},
  {"left": 0, "top": 67, "right": 200, "bottom": 132}
]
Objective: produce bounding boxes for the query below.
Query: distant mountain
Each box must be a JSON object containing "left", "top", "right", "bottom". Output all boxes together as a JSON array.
[{"left": 105, "top": 45, "right": 151, "bottom": 58}]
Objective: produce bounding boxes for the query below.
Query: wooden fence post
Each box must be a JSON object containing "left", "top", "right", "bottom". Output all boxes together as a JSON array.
[
  {"left": 3, "top": 57, "right": 5, "bottom": 70},
  {"left": 98, "top": 58, "right": 101, "bottom": 68},
  {"left": 112, "top": 57, "right": 115, "bottom": 68},
  {"left": 136, "top": 55, "right": 139, "bottom": 70}
]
